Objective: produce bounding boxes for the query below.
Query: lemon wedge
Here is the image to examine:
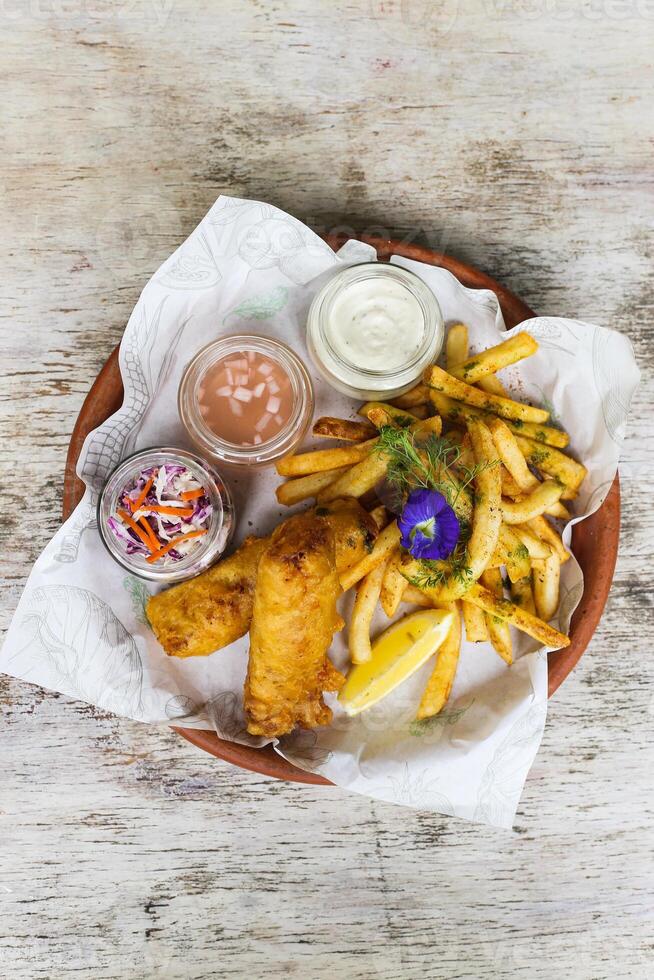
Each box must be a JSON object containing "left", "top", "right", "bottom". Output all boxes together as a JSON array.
[{"left": 339, "top": 608, "right": 454, "bottom": 715}]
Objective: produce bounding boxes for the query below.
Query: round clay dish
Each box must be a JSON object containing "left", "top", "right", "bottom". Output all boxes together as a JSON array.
[{"left": 63, "top": 234, "right": 620, "bottom": 785}]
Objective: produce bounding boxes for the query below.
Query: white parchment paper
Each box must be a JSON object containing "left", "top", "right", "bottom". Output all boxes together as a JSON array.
[{"left": 0, "top": 197, "right": 639, "bottom": 828}]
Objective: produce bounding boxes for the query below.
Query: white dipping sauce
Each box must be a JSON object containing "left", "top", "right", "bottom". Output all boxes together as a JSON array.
[{"left": 326, "top": 276, "right": 424, "bottom": 371}]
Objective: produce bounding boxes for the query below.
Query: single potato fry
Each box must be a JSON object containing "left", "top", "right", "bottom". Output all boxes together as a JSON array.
[
  {"left": 546, "top": 500, "right": 572, "bottom": 520},
  {"left": 446, "top": 323, "right": 469, "bottom": 369},
  {"left": 429, "top": 391, "right": 568, "bottom": 448},
  {"left": 380, "top": 549, "right": 409, "bottom": 617},
  {"left": 501, "top": 480, "right": 565, "bottom": 524},
  {"left": 359, "top": 401, "right": 421, "bottom": 426},
  {"left": 349, "top": 560, "right": 387, "bottom": 664},
  {"left": 489, "top": 417, "right": 540, "bottom": 492},
  {"left": 480, "top": 568, "right": 513, "bottom": 664},
  {"left": 514, "top": 434, "right": 587, "bottom": 498},
  {"left": 425, "top": 364, "right": 549, "bottom": 425},
  {"left": 510, "top": 574, "right": 536, "bottom": 615},
  {"left": 340, "top": 521, "right": 401, "bottom": 592},
  {"left": 476, "top": 373, "right": 508, "bottom": 397},
  {"left": 276, "top": 438, "right": 378, "bottom": 477},
  {"left": 527, "top": 515, "right": 570, "bottom": 563},
  {"left": 276, "top": 465, "right": 351, "bottom": 506},
  {"left": 312, "top": 416, "right": 377, "bottom": 442},
  {"left": 498, "top": 524, "right": 531, "bottom": 582},
  {"left": 416, "top": 602, "right": 461, "bottom": 719},
  {"left": 513, "top": 524, "right": 553, "bottom": 560},
  {"left": 462, "top": 598, "right": 489, "bottom": 642},
  {"left": 465, "top": 583, "right": 570, "bottom": 649},
  {"left": 532, "top": 552, "right": 561, "bottom": 622},
  {"left": 449, "top": 332, "right": 539, "bottom": 383},
  {"left": 389, "top": 384, "right": 430, "bottom": 409}
]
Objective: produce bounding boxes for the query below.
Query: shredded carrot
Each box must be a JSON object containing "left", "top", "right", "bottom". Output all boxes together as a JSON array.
[
  {"left": 131, "top": 476, "right": 154, "bottom": 513},
  {"left": 139, "top": 517, "right": 159, "bottom": 552},
  {"left": 146, "top": 529, "right": 207, "bottom": 563},
  {"left": 117, "top": 509, "right": 157, "bottom": 553},
  {"left": 145, "top": 505, "right": 194, "bottom": 518},
  {"left": 180, "top": 488, "right": 204, "bottom": 501}
]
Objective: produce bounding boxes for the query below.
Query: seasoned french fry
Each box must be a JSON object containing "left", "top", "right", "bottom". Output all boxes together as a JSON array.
[
  {"left": 515, "top": 434, "right": 587, "bottom": 498},
  {"left": 489, "top": 417, "right": 540, "bottom": 491},
  {"left": 532, "top": 552, "right": 561, "bottom": 621},
  {"left": 498, "top": 524, "right": 531, "bottom": 582},
  {"left": 349, "top": 560, "right": 387, "bottom": 664},
  {"left": 513, "top": 524, "right": 553, "bottom": 560},
  {"left": 462, "top": 598, "right": 489, "bottom": 642},
  {"left": 359, "top": 401, "right": 421, "bottom": 426},
  {"left": 402, "top": 584, "right": 437, "bottom": 607},
  {"left": 389, "top": 384, "right": 430, "bottom": 409},
  {"left": 498, "top": 445, "right": 572, "bottom": 521},
  {"left": 480, "top": 568, "right": 513, "bottom": 664},
  {"left": 340, "top": 521, "right": 401, "bottom": 591},
  {"left": 465, "top": 583, "right": 570, "bottom": 649},
  {"left": 416, "top": 602, "right": 461, "bottom": 719},
  {"left": 510, "top": 574, "right": 536, "bottom": 615},
  {"left": 312, "top": 416, "right": 377, "bottom": 442},
  {"left": 429, "top": 391, "right": 568, "bottom": 448},
  {"left": 528, "top": 515, "right": 570, "bottom": 564},
  {"left": 446, "top": 323, "right": 469, "bottom": 369},
  {"left": 425, "top": 364, "right": 549, "bottom": 424},
  {"left": 276, "top": 465, "right": 351, "bottom": 506},
  {"left": 476, "top": 373, "right": 508, "bottom": 397},
  {"left": 276, "top": 438, "right": 378, "bottom": 477},
  {"left": 449, "top": 332, "right": 539, "bottom": 383},
  {"left": 380, "top": 549, "right": 408, "bottom": 617},
  {"left": 546, "top": 500, "right": 571, "bottom": 521},
  {"left": 501, "top": 480, "right": 565, "bottom": 524}
]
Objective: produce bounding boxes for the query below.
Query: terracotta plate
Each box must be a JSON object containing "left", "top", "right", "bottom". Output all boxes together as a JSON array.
[{"left": 62, "top": 235, "right": 620, "bottom": 785}]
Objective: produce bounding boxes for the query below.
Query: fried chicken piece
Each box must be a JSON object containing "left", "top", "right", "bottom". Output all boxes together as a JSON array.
[
  {"left": 244, "top": 510, "right": 346, "bottom": 738},
  {"left": 146, "top": 498, "right": 376, "bottom": 659},
  {"left": 146, "top": 536, "right": 267, "bottom": 659}
]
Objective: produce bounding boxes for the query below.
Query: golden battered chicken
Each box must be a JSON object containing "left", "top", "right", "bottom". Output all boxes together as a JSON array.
[
  {"left": 244, "top": 511, "right": 346, "bottom": 738},
  {"left": 146, "top": 536, "right": 267, "bottom": 659},
  {"left": 146, "top": 498, "right": 376, "bottom": 659}
]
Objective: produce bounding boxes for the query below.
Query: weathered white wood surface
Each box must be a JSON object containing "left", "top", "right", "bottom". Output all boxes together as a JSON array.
[{"left": 1, "top": 3, "right": 652, "bottom": 978}]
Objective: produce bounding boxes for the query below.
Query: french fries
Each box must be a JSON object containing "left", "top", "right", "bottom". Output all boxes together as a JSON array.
[
  {"left": 446, "top": 323, "right": 469, "bottom": 368},
  {"left": 465, "top": 583, "right": 570, "bottom": 649},
  {"left": 430, "top": 391, "right": 569, "bottom": 448},
  {"left": 501, "top": 480, "right": 565, "bottom": 524},
  {"left": 449, "top": 332, "right": 539, "bottom": 383},
  {"left": 515, "top": 434, "right": 587, "bottom": 498},
  {"left": 532, "top": 552, "right": 561, "bottom": 621},
  {"left": 380, "top": 549, "right": 408, "bottom": 617},
  {"left": 476, "top": 373, "right": 508, "bottom": 397},
  {"left": 275, "top": 438, "right": 378, "bottom": 477},
  {"left": 497, "top": 524, "right": 531, "bottom": 582},
  {"left": 513, "top": 524, "right": 553, "bottom": 560},
  {"left": 359, "top": 401, "right": 421, "bottom": 426},
  {"left": 510, "top": 575, "right": 536, "bottom": 615},
  {"left": 349, "top": 561, "right": 388, "bottom": 663},
  {"left": 313, "top": 416, "right": 377, "bottom": 442},
  {"left": 458, "top": 420, "right": 502, "bottom": 585},
  {"left": 480, "top": 569, "right": 512, "bottom": 664},
  {"left": 527, "top": 515, "right": 570, "bottom": 564},
  {"left": 489, "top": 417, "right": 540, "bottom": 491},
  {"left": 275, "top": 465, "right": 351, "bottom": 506},
  {"left": 462, "top": 598, "right": 489, "bottom": 642},
  {"left": 340, "top": 521, "right": 401, "bottom": 592},
  {"left": 416, "top": 603, "right": 461, "bottom": 719},
  {"left": 389, "top": 384, "right": 430, "bottom": 409},
  {"left": 425, "top": 363, "right": 549, "bottom": 425}
]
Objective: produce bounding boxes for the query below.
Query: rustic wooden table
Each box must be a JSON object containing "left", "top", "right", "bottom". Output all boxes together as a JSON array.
[{"left": 1, "top": 4, "right": 652, "bottom": 978}]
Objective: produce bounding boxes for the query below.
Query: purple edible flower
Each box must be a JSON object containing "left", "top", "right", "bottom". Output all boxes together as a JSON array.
[{"left": 397, "top": 489, "right": 460, "bottom": 560}]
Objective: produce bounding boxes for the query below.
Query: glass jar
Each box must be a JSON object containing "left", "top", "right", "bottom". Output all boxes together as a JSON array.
[
  {"left": 178, "top": 335, "right": 314, "bottom": 467},
  {"left": 306, "top": 262, "right": 444, "bottom": 400},
  {"left": 98, "top": 447, "right": 234, "bottom": 584}
]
